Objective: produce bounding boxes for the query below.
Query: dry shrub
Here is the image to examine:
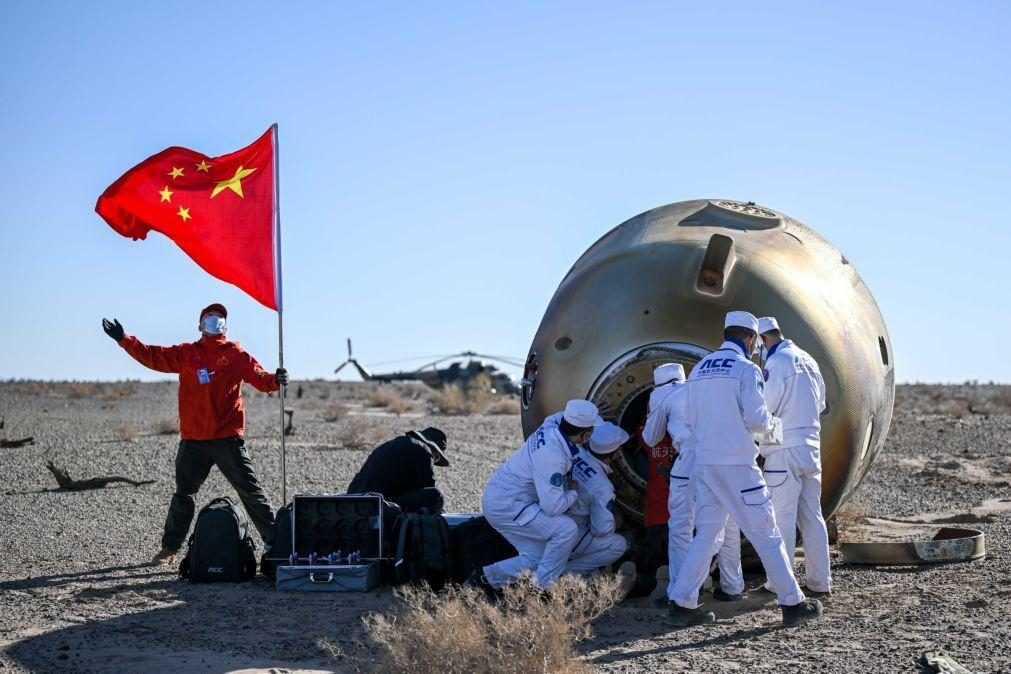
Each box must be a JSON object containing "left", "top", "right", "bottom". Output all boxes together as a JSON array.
[
  {"left": 431, "top": 374, "right": 497, "bottom": 415},
  {"left": 154, "top": 417, "right": 178, "bottom": 435},
  {"left": 358, "top": 574, "right": 620, "bottom": 674},
  {"left": 68, "top": 382, "right": 98, "bottom": 398},
  {"left": 117, "top": 424, "right": 138, "bottom": 442},
  {"left": 995, "top": 386, "right": 1011, "bottom": 414},
  {"left": 488, "top": 397, "right": 521, "bottom": 415},
  {"left": 322, "top": 403, "right": 350, "bottom": 422},
  {"left": 20, "top": 381, "right": 54, "bottom": 396},
  {"left": 366, "top": 388, "right": 414, "bottom": 416},
  {"left": 337, "top": 416, "right": 391, "bottom": 450},
  {"left": 105, "top": 381, "right": 136, "bottom": 399}
]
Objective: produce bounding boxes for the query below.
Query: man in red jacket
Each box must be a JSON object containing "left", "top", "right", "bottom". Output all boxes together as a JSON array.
[{"left": 102, "top": 303, "right": 288, "bottom": 565}]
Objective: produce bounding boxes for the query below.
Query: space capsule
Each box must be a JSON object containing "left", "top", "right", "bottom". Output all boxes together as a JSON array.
[{"left": 520, "top": 199, "right": 894, "bottom": 521}]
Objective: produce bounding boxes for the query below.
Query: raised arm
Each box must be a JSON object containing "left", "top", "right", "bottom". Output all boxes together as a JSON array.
[{"left": 104, "top": 318, "right": 187, "bottom": 373}]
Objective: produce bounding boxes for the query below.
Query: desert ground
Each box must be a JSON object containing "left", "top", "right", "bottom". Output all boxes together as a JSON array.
[{"left": 1, "top": 380, "right": 1009, "bottom": 673}]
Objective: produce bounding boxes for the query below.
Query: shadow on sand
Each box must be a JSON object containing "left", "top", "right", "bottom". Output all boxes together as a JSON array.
[{"left": 5, "top": 571, "right": 393, "bottom": 673}]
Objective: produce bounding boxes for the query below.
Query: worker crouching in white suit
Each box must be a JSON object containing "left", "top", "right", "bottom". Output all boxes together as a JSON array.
[
  {"left": 757, "top": 316, "right": 832, "bottom": 597},
  {"left": 566, "top": 423, "right": 630, "bottom": 575},
  {"left": 667, "top": 311, "right": 823, "bottom": 628},
  {"left": 643, "top": 363, "right": 745, "bottom": 601},
  {"left": 476, "top": 399, "right": 602, "bottom": 590}
]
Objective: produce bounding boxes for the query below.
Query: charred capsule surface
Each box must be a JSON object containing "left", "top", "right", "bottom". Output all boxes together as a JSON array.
[{"left": 520, "top": 199, "right": 894, "bottom": 520}]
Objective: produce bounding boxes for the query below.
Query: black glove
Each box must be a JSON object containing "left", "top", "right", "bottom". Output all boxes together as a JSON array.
[
  {"left": 275, "top": 368, "right": 289, "bottom": 386},
  {"left": 102, "top": 318, "right": 125, "bottom": 342}
]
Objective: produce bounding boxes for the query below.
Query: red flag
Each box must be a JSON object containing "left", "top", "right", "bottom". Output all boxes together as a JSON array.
[{"left": 96, "top": 128, "right": 278, "bottom": 310}]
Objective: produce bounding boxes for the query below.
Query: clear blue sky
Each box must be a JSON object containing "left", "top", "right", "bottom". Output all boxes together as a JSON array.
[{"left": 1, "top": 2, "right": 1008, "bottom": 383}]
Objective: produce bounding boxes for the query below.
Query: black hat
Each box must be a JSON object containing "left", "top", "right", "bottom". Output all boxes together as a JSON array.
[
  {"left": 412, "top": 427, "right": 448, "bottom": 467},
  {"left": 200, "top": 303, "right": 228, "bottom": 320}
]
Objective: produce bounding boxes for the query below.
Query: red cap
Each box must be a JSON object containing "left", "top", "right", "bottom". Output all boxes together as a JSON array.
[{"left": 199, "top": 303, "right": 228, "bottom": 320}]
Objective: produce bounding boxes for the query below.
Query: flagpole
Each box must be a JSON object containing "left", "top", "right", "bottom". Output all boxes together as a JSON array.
[{"left": 271, "top": 122, "right": 287, "bottom": 505}]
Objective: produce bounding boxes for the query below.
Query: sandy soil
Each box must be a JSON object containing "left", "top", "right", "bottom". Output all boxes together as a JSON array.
[{"left": 1, "top": 381, "right": 1009, "bottom": 673}]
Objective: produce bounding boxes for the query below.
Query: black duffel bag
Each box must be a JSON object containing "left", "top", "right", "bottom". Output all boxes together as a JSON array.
[
  {"left": 450, "top": 515, "right": 517, "bottom": 584},
  {"left": 179, "top": 497, "right": 257, "bottom": 582},
  {"left": 393, "top": 513, "right": 453, "bottom": 591}
]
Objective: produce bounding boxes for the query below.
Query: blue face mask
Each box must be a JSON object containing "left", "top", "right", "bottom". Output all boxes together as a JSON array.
[{"left": 201, "top": 315, "right": 226, "bottom": 335}]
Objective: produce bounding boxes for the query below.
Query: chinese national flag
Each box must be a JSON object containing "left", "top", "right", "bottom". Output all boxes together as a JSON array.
[{"left": 96, "top": 128, "right": 278, "bottom": 310}]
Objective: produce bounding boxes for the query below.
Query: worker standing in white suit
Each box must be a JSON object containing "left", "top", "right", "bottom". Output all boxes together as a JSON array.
[
  {"left": 472, "top": 399, "right": 602, "bottom": 591},
  {"left": 566, "top": 423, "right": 631, "bottom": 575},
  {"left": 757, "top": 316, "right": 832, "bottom": 597},
  {"left": 666, "top": 311, "right": 823, "bottom": 627},
  {"left": 643, "top": 363, "right": 745, "bottom": 601}
]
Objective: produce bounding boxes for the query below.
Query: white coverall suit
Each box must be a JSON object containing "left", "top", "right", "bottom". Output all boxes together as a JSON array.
[
  {"left": 667, "top": 341, "right": 806, "bottom": 609},
  {"left": 566, "top": 448, "right": 628, "bottom": 574},
  {"left": 760, "top": 339, "right": 831, "bottom": 593},
  {"left": 481, "top": 413, "right": 581, "bottom": 588},
  {"left": 643, "top": 383, "right": 744, "bottom": 597}
]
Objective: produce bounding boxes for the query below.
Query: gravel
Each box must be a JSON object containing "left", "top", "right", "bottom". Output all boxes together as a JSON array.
[{"left": 1, "top": 382, "right": 1009, "bottom": 673}]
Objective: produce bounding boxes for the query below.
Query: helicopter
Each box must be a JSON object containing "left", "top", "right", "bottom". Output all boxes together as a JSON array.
[{"left": 334, "top": 339, "right": 523, "bottom": 394}]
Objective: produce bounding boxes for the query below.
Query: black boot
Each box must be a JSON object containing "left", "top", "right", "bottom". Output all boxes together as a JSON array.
[
  {"left": 667, "top": 602, "right": 716, "bottom": 627},
  {"left": 465, "top": 569, "right": 502, "bottom": 601},
  {"left": 713, "top": 586, "right": 743, "bottom": 602},
  {"left": 802, "top": 585, "right": 832, "bottom": 599},
  {"left": 781, "top": 598, "right": 823, "bottom": 626}
]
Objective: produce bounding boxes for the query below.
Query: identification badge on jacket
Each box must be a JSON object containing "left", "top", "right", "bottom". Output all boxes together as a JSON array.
[{"left": 197, "top": 368, "right": 213, "bottom": 384}]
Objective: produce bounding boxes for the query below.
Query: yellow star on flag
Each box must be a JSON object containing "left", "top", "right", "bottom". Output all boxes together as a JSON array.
[
  {"left": 169, "top": 167, "right": 184, "bottom": 179},
  {"left": 159, "top": 186, "right": 173, "bottom": 203},
  {"left": 177, "top": 206, "right": 191, "bottom": 222},
  {"left": 211, "top": 165, "right": 257, "bottom": 198},
  {"left": 195, "top": 160, "right": 211, "bottom": 172}
]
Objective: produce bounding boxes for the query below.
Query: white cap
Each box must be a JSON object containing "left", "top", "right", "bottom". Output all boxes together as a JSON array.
[
  {"left": 563, "top": 399, "right": 604, "bottom": 428},
  {"left": 758, "top": 316, "right": 780, "bottom": 335},
  {"left": 653, "top": 363, "right": 685, "bottom": 386},
  {"left": 589, "top": 422, "right": 629, "bottom": 455},
  {"left": 724, "top": 310, "right": 759, "bottom": 334}
]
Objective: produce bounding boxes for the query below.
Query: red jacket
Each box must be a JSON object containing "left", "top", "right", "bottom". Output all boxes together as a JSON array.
[
  {"left": 637, "top": 426, "right": 676, "bottom": 527},
  {"left": 119, "top": 333, "right": 279, "bottom": 440}
]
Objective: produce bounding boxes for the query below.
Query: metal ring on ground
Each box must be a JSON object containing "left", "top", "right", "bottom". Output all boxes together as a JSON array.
[{"left": 840, "top": 527, "right": 985, "bottom": 565}]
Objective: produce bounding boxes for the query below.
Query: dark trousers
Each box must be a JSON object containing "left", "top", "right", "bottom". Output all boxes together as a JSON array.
[
  {"left": 162, "top": 436, "right": 275, "bottom": 551},
  {"left": 391, "top": 487, "right": 445, "bottom": 515}
]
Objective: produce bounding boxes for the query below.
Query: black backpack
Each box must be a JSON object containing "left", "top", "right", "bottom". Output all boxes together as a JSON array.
[
  {"left": 259, "top": 502, "right": 293, "bottom": 580},
  {"left": 179, "top": 497, "right": 257, "bottom": 582},
  {"left": 393, "top": 513, "right": 452, "bottom": 591},
  {"left": 449, "top": 516, "right": 518, "bottom": 583}
]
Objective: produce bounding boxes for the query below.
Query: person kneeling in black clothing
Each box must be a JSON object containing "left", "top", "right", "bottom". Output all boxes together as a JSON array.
[{"left": 346, "top": 427, "right": 448, "bottom": 514}]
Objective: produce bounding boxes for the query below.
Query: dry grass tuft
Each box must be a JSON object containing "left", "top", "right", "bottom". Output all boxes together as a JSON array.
[
  {"left": 366, "top": 388, "right": 414, "bottom": 416},
  {"left": 367, "top": 388, "right": 414, "bottom": 416},
  {"left": 336, "top": 416, "right": 391, "bottom": 451},
  {"left": 356, "top": 574, "right": 620, "bottom": 674},
  {"left": 431, "top": 374, "right": 497, "bottom": 415},
  {"left": 68, "top": 382, "right": 98, "bottom": 398},
  {"left": 116, "top": 424, "right": 138, "bottom": 442},
  {"left": 322, "top": 403, "right": 351, "bottom": 423},
  {"left": 487, "top": 397, "right": 521, "bottom": 415},
  {"left": 154, "top": 417, "right": 178, "bottom": 435}
]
